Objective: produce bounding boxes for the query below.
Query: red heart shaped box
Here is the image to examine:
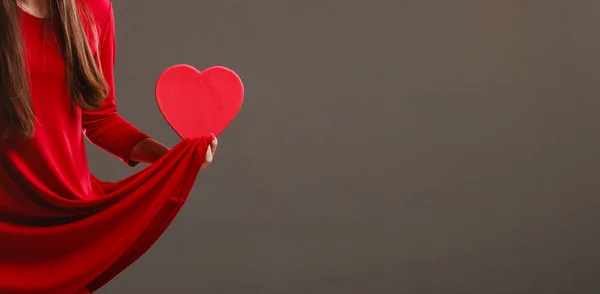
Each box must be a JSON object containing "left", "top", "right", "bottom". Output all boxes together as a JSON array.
[{"left": 155, "top": 64, "right": 244, "bottom": 139}]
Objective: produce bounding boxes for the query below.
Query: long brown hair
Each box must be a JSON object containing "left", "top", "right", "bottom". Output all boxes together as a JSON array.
[{"left": 0, "top": 0, "right": 108, "bottom": 139}]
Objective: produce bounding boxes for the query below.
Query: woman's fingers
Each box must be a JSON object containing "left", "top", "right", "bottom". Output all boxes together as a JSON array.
[
  {"left": 205, "top": 145, "right": 213, "bottom": 163},
  {"left": 210, "top": 139, "right": 218, "bottom": 156},
  {"left": 200, "top": 134, "right": 218, "bottom": 170},
  {"left": 210, "top": 133, "right": 218, "bottom": 155},
  {"left": 200, "top": 145, "right": 212, "bottom": 170}
]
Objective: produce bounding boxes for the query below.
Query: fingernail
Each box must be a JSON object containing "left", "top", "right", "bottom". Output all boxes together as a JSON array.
[{"left": 210, "top": 133, "right": 216, "bottom": 140}]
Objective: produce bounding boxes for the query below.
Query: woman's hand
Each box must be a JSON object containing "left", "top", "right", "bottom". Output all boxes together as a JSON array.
[
  {"left": 200, "top": 133, "right": 218, "bottom": 170},
  {"left": 130, "top": 133, "right": 217, "bottom": 168}
]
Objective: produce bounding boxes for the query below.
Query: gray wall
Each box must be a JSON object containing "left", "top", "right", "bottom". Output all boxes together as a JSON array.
[{"left": 88, "top": 1, "right": 600, "bottom": 293}]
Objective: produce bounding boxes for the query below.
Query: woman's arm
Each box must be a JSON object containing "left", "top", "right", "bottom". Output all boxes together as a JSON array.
[{"left": 82, "top": 3, "right": 167, "bottom": 166}]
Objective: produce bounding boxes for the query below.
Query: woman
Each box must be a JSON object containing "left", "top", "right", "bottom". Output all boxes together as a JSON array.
[{"left": 0, "top": 0, "right": 217, "bottom": 293}]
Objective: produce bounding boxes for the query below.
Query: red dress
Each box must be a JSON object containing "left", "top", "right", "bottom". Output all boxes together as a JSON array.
[{"left": 0, "top": 1, "right": 208, "bottom": 293}]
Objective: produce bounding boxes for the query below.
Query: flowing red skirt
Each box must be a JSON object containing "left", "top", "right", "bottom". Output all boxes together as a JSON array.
[{"left": 0, "top": 137, "right": 208, "bottom": 293}]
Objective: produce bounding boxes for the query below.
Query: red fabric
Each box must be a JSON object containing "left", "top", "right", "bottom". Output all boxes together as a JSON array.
[{"left": 0, "top": 1, "right": 208, "bottom": 293}]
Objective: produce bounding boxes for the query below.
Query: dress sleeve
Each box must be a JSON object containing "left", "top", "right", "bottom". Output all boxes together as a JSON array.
[{"left": 82, "top": 3, "right": 150, "bottom": 167}]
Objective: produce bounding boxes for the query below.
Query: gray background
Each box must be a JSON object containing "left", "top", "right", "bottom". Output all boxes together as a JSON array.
[{"left": 88, "top": 1, "right": 600, "bottom": 293}]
